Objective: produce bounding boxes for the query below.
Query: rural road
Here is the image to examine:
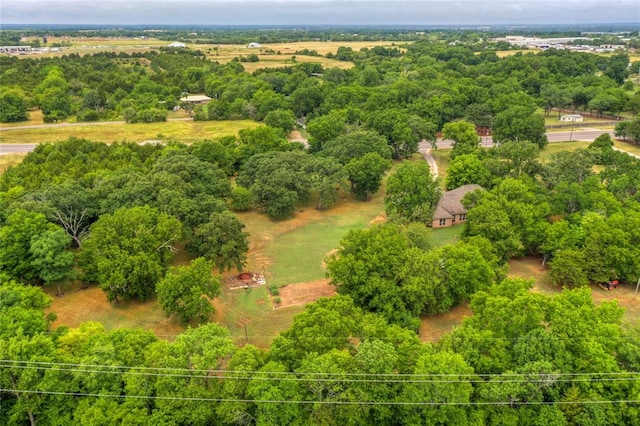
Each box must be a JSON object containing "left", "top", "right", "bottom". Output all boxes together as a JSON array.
[
  {"left": 416, "top": 129, "right": 618, "bottom": 176},
  {"left": 0, "top": 129, "right": 620, "bottom": 158},
  {"left": 0, "top": 117, "right": 193, "bottom": 132}
]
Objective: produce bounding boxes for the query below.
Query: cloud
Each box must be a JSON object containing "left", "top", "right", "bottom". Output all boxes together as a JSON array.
[{"left": 2, "top": 0, "right": 638, "bottom": 25}]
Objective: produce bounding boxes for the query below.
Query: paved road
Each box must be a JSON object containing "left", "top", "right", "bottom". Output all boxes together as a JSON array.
[
  {"left": 434, "top": 129, "right": 615, "bottom": 149},
  {"left": 0, "top": 129, "right": 622, "bottom": 157},
  {"left": 417, "top": 142, "right": 439, "bottom": 177}
]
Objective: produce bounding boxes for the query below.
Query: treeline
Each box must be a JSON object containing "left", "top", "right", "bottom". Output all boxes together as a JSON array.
[
  {"left": 455, "top": 135, "right": 640, "bottom": 286},
  {"left": 2, "top": 276, "right": 639, "bottom": 425},
  {"left": 0, "top": 138, "right": 251, "bottom": 307},
  {"left": 2, "top": 39, "right": 639, "bottom": 142}
]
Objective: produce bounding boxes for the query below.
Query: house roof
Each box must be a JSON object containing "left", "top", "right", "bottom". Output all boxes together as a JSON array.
[
  {"left": 433, "top": 184, "right": 482, "bottom": 219},
  {"left": 180, "top": 94, "right": 211, "bottom": 103}
]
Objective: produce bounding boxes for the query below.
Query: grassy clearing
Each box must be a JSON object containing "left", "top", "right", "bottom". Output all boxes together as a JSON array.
[
  {"left": 430, "top": 226, "right": 464, "bottom": 247},
  {"left": 0, "top": 120, "right": 260, "bottom": 144},
  {"left": 508, "top": 256, "right": 640, "bottom": 326},
  {"left": 495, "top": 49, "right": 540, "bottom": 57},
  {"left": 238, "top": 190, "right": 386, "bottom": 287},
  {"left": 614, "top": 140, "right": 640, "bottom": 157},
  {"left": 214, "top": 285, "right": 305, "bottom": 348},
  {"left": 213, "top": 188, "right": 387, "bottom": 348},
  {"left": 0, "top": 153, "right": 27, "bottom": 174},
  {"left": 538, "top": 141, "right": 592, "bottom": 161},
  {"left": 46, "top": 284, "right": 186, "bottom": 340}
]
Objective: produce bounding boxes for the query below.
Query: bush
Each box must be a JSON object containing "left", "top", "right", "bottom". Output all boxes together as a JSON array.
[
  {"left": 270, "top": 286, "right": 279, "bottom": 296},
  {"left": 77, "top": 109, "right": 100, "bottom": 122},
  {"left": 229, "top": 186, "right": 255, "bottom": 211},
  {"left": 124, "top": 107, "right": 168, "bottom": 123},
  {"left": 273, "top": 296, "right": 281, "bottom": 304}
]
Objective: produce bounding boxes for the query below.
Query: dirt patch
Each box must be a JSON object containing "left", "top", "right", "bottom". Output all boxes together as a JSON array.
[
  {"left": 419, "top": 256, "right": 640, "bottom": 343},
  {"left": 46, "top": 285, "right": 186, "bottom": 340},
  {"left": 369, "top": 212, "right": 387, "bottom": 225},
  {"left": 287, "top": 130, "right": 308, "bottom": 148},
  {"left": 588, "top": 283, "right": 640, "bottom": 326},
  {"left": 275, "top": 279, "right": 336, "bottom": 308},
  {"left": 508, "top": 256, "right": 560, "bottom": 295},
  {"left": 322, "top": 249, "right": 339, "bottom": 269},
  {"left": 420, "top": 303, "right": 472, "bottom": 343}
]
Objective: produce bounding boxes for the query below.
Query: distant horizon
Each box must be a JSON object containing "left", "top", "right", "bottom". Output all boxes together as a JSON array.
[
  {"left": 3, "top": 1, "right": 639, "bottom": 27},
  {"left": 2, "top": 23, "right": 638, "bottom": 30}
]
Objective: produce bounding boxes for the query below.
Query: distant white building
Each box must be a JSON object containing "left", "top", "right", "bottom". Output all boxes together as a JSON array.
[
  {"left": 247, "top": 42, "right": 262, "bottom": 48},
  {"left": 560, "top": 114, "right": 584, "bottom": 122},
  {"left": 180, "top": 94, "right": 212, "bottom": 104},
  {"left": 168, "top": 42, "right": 186, "bottom": 48}
]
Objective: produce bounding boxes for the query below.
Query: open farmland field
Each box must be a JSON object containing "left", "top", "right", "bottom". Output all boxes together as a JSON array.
[
  {"left": 199, "top": 40, "right": 404, "bottom": 71},
  {"left": 16, "top": 37, "right": 405, "bottom": 71},
  {"left": 0, "top": 119, "right": 260, "bottom": 144}
]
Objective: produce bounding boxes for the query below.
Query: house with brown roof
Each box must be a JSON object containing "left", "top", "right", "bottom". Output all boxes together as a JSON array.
[{"left": 431, "top": 184, "right": 482, "bottom": 228}]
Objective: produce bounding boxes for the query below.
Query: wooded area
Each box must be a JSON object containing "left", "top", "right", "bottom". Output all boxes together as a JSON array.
[{"left": 1, "top": 26, "right": 640, "bottom": 425}]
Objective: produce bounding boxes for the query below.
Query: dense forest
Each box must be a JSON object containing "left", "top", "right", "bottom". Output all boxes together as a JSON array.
[{"left": 1, "top": 28, "right": 640, "bottom": 424}]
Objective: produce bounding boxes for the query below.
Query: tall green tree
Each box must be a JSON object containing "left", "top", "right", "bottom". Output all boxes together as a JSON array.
[
  {"left": 190, "top": 211, "right": 249, "bottom": 271},
  {"left": 442, "top": 120, "right": 480, "bottom": 159},
  {"left": 492, "top": 106, "right": 548, "bottom": 149},
  {"left": 80, "top": 206, "right": 182, "bottom": 302},
  {"left": 384, "top": 160, "right": 441, "bottom": 222},
  {"left": 0, "top": 87, "right": 28, "bottom": 122},
  {"left": 156, "top": 257, "right": 221, "bottom": 324},
  {"left": 446, "top": 154, "right": 490, "bottom": 190},
  {"left": 29, "top": 228, "right": 74, "bottom": 295},
  {"left": 345, "top": 152, "right": 391, "bottom": 201}
]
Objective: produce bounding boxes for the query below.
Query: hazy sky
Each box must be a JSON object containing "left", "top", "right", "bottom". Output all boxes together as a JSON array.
[{"left": 2, "top": 0, "right": 639, "bottom": 26}]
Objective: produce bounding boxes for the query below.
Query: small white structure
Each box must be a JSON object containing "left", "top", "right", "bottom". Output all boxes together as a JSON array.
[
  {"left": 168, "top": 42, "right": 186, "bottom": 48},
  {"left": 247, "top": 42, "right": 262, "bottom": 48},
  {"left": 560, "top": 114, "right": 584, "bottom": 122},
  {"left": 180, "top": 94, "right": 212, "bottom": 104}
]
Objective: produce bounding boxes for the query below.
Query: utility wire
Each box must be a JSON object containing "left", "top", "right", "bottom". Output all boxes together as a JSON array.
[
  {"left": 2, "top": 359, "right": 638, "bottom": 379},
  {"left": 2, "top": 364, "right": 639, "bottom": 384},
  {"left": 2, "top": 389, "right": 639, "bottom": 406}
]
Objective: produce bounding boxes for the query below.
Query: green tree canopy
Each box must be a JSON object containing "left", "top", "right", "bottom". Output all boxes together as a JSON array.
[
  {"left": 157, "top": 257, "right": 221, "bottom": 324},
  {"left": 80, "top": 206, "right": 182, "bottom": 302},
  {"left": 384, "top": 160, "right": 441, "bottom": 223}
]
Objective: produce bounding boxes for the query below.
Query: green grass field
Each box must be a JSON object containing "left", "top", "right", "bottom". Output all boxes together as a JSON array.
[
  {"left": 614, "top": 140, "right": 640, "bottom": 157},
  {"left": 0, "top": 153, "right": 27, "bottom": 174},
  {"left": 238, "top": 190, "right": 386, "bottom": 286},
  {"left": 431, "top": 226, "right": 464, "bottom": 247},
  {"left": 0, "top": 119, "right": 260, "bottom": 144},
  {"left": 538, "top": 141, "right": 592, "bottom": 161}
]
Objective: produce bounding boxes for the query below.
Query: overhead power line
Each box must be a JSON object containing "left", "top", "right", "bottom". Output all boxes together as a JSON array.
[
  {"left": 2, "top": 359, "right": 638, "bottom": 379},
  {"left": 2, "top": 363, "right": 639, "bottom": 384},
  {"left": 2, "top": 389, "right": 639, "bottom": 406}
]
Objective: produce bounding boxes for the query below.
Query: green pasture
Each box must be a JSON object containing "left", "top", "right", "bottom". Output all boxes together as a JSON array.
[{"left": 0, "top": 119, "right": 260, "bottom": 144}]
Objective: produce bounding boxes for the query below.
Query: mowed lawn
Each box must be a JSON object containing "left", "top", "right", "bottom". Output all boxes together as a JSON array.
[
  {"left": 0, "top": 119, "right": 260, "bottom": 144},
  {"left": 538, "top": 141, "right": 592, "bottom": 160},
  {"left": 238, "top": 190, "right": 387, "bottom": 286}
]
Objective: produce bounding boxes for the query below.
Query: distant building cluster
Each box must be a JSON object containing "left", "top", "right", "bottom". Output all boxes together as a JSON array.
[
  {"left": 0, "top": 46, "right": 60, "bottom": 55},
  {"left": 493, "top": 35, "right": 628, "bottom": 52}
]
